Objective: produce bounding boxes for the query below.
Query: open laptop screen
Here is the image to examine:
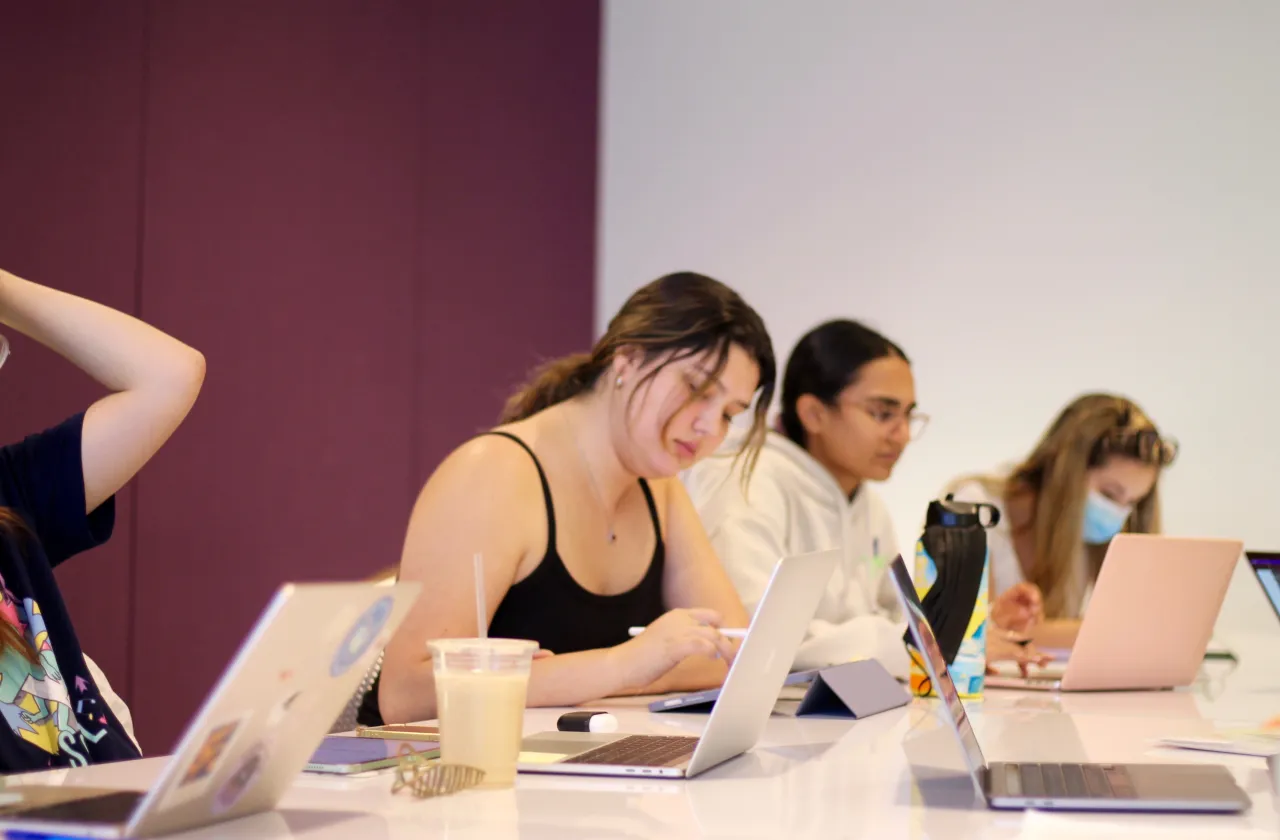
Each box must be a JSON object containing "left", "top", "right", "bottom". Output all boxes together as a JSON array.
[
  {"left": 886, "top": 556, "right": 988, "bottom": 777},
  {"left": 1246, "top": 551, "right": 1280, "bottom": 621}
]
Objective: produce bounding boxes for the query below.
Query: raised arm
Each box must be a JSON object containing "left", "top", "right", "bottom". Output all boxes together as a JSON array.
[
  {"left": 377, "top": 439, "right": 731, "bottom": 723},
  {"left": 0, "top": 268, "right": 205, "bottom": 512}
]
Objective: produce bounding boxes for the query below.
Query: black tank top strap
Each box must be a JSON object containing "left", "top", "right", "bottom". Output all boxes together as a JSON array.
[
  {"left": 359, "top": 431, "right": 667, "bottom": 730},
  {"left": 637, "top": 478, "right": 662, "bottom": 546},
  {"left": 483, "top": 431, "right": 556, "bottom": 547}
]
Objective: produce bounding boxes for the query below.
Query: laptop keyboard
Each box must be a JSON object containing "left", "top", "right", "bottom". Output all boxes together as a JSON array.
[
  {"left": 5, "top": 790, "right": 143, "bottom": 823},
  {"left": 1002, "top": 763, "right": 1134, "bottom": 799},
  {"left": 561, "top": 735, "right": 700, "bottom": 767}
]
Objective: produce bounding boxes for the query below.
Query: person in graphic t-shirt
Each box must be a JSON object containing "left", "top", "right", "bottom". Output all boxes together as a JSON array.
[{"left": 0, "top": 266, "right": 204, "bottom": 772}]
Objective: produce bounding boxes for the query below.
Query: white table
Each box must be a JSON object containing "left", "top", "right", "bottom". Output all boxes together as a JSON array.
[{"left": 9, "top": 634, "right": 1280, "bottom": 839}]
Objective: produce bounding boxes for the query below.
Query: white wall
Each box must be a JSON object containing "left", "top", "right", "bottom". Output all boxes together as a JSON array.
[{"left": 599, "top": 1, "right": 1280, "bottom": 635}]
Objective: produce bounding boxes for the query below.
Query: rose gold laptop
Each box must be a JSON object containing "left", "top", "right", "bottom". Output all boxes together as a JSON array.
[{"left": 987, "top": 534, "right": 1243, "bottom": 692}]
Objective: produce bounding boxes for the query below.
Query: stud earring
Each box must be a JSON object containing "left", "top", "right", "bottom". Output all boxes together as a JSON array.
[{"left": 615, "top": 376, "right": 623, "bottom": 388}]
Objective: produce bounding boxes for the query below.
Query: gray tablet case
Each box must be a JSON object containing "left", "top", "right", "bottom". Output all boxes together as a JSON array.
[
  {"left": 647, "top": 669, "right": 814, "bottom": 713},
  {"left": 785, "top": 658, "right": 908, "bottom": 718},
  {"left": 649, "top": 659, "right": 908, "bottom": 719}
]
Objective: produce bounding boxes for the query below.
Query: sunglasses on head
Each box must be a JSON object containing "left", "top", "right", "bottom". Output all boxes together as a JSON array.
[{"left": 1098, "top": 427, "right": 1179, "bottom": 467}]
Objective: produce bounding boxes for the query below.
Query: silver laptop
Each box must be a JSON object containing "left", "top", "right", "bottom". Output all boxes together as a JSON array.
[
  {"left": 888, "top": 556, "right": 1250, "bottom": 813},
  {"left": 517, "top": 548, "right": 838, "bottom": 779},
  {"left": 0, "top": 581, "right": 420, "bottom": 838},
  {"left": 985, "top": 534, "right": 1242, "bottom": 692}
]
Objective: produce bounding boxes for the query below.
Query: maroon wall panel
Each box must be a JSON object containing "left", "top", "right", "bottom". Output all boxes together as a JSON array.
[
  {"left": 2, "top": 0, "right": 599, "bottom": 756},
  {"left": 416, "top": 1, "right": 600, "bottom": 479},
  {"left": 0, "top": 2, "right": 147, "bottom": 697},
  {"left": 132, "top": 1, "right": 426, "bottom": 751}
]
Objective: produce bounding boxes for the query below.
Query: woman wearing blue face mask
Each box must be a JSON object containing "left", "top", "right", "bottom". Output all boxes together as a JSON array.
[{"left": 945, "top": 393, "right": 1178, "bottom": 649}]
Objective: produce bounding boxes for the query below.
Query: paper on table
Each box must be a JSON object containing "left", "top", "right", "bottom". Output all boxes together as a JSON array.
[
  {"left": 1218, "top": 714, "right": 1280, "bottom": 739},
  {"left": 1017, "top": 809, "right": 1273, "bottom": 839},
  {"left": 1156, "top": 735, "right": 1280, "bottom": 758},
  {"left": 1159, "top": 714, "right": 1280, "bottom": 757}
]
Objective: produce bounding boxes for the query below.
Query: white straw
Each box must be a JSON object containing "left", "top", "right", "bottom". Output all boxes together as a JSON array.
[{"left": 474, "top": 552, "right": 487, "bottom": 639}]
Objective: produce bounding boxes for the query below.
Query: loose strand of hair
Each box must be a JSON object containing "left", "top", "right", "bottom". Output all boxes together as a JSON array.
[{"left": 0, "top": 509, "right": 40, "bottom": 665}]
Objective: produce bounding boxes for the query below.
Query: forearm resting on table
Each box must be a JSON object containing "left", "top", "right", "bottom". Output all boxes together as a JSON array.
[
  {"left": 623, "top": 654, "right": 729, "bottom": 698},
  {"left": 377, "top": 660, "right": 440, "bottom": 724},
  {"left": 524, "top": 648, "right": 638, "bottom": 707},
  {"left": 382, "top": 650, "right": 628, "bottom": 722}
]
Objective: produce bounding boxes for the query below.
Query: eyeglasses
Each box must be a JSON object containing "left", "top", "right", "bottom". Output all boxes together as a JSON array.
[{"left": 840, "top": 399, "right": 930, "bottom": 440}]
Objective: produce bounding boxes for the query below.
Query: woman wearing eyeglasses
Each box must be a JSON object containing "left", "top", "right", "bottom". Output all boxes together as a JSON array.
[
  {"left": 683, "top": 320, "right": 927, "bottom": 676},
  {"left": 946, "top": 393, "right": 1178, "bottom": 651}
]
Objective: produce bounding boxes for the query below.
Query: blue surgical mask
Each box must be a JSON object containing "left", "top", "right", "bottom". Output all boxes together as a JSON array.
[{"left": 1082, "top": 489, "right": 1131, "bottom": 544}]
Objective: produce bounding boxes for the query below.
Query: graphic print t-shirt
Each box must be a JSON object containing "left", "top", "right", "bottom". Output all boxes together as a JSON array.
[{"left": 0, "top": 413, "right": 140, "bottom": 772}]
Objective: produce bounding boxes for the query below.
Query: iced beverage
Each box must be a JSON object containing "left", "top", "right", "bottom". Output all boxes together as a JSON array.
[{"left": 429, "top": 638, "right": 536, "bottom": 788}]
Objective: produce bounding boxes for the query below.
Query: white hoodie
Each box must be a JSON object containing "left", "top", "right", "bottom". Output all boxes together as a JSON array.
[{"left": 683, "top": 429, "right": 909, "bottom": 678}]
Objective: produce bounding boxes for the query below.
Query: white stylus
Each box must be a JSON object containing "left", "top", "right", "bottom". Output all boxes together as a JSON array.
[{"left": 627, "top": 626, "right": 748, "bottom": 638}]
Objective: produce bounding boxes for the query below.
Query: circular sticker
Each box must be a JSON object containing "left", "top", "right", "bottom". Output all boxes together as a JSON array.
[
  {"left": 330, "top": 595, "right": 394, "bottom": 678},
  {"left": 212, "top": 742, "right": 265, "bottom": 815}
]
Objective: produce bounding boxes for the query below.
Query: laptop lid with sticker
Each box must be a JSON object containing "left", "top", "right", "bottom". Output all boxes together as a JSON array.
[
  {"left": 0, "top": 582, "right": 418, "bottom": 838},
  {"left": 132, "top": 581, "right": 419, "bottom": 836}
]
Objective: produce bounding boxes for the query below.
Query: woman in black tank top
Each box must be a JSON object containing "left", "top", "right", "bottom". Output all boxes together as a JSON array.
[
  {"left": 482, "top": 430, "right": 667, "bottom": 654},
  {"left": 367, "top": 273, "right": 777, "bottom": 726}
]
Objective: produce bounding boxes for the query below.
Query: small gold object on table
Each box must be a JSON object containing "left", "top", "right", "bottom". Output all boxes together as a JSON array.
[{"left": 391, "top": 743, "right": 485, "bottom": 798}]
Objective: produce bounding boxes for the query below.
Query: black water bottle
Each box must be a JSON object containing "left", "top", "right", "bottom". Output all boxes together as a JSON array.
[{"left": 907, "top": 495, "right": 1000, "bottom": 697}]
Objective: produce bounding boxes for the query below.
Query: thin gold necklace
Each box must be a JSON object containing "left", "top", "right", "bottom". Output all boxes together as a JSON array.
[{"left": 562, "top": 411, "right": 618, "bottom": 544}]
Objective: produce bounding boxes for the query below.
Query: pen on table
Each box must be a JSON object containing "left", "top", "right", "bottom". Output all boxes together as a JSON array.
[{"left": 628, "top": 626, "right": 748, "bottom": 639}]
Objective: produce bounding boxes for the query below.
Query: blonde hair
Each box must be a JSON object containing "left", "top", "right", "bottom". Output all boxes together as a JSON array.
[{"left": 960, "top": 394, "right": 1177, "bottom": 619}]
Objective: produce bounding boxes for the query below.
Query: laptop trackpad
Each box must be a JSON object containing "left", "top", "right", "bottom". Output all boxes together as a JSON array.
[
  {"left": 1128, "top": 763, "right": 1245, "bottom": 801},
  {"left": 520, "top": 732, "right": 624, "bottom": 762}
]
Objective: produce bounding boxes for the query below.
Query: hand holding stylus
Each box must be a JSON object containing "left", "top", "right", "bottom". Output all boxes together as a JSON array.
[{"left": 628, "top": 626, "right": 747, "bottom": 639}]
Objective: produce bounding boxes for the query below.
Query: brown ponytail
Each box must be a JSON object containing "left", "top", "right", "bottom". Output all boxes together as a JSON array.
[
  {"left": 0, "top": 508, "right": 39, "bottom": 665},
  {"left": 0, "top": 508, "right": 25, "bottom": 532},
  {"left": 501, "top": 352, "right": 602, "bottom": 424},
  {"left": 496, "top": 272, "right": 777, "bottom": 479}
]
